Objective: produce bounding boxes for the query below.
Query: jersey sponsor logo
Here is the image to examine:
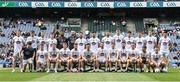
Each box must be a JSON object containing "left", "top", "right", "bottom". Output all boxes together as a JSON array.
[
  {"left": 105, "top": 41, "right": 110, "bottom": 44},
  {"left": 127, "top": 41, "right": 131, "bottom": 44},
  {"left": 138, "top": 42, "right": 142, "bottom": 45},
  {"left": 163, "top": 42, "right": 167, "bottom": 45},
  {"left": 148, "top": 41, "right": 153, "bottom": 44},
  {"left": 79, "top": 43, "right": 84, "bottom": 46},
  {"left": 40, "top": 55, "right": 44, "bottom": 58},
  {"left": 92, "top": 42, "right": 96, "bottom": 45},
  {"left": 16, "top": 41, "right": 21, "bottom": 44},
  {"left": 116, "top": 39, "right": 121, "bottom": 42}
]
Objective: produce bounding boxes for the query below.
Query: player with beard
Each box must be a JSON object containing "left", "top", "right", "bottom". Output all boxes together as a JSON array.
[
  {"left": 88, "top": 32, "right": 100, "bottom": 54},
  {"left": 102, "top": 31, "right": 113, "bottom": 50},
  {"left": 47, "top": 32, "right": 57, "bottom": 50},
  {"left": 56, "top": 31, "right": 68, "bottom": 49},
  {"left": 12, "top": 30, "right": 25, "bottom": 72}
]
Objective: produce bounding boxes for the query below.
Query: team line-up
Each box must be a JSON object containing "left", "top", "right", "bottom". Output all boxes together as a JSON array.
[{"left": 11, "top": 29, "right": 171, "bottom": 73}]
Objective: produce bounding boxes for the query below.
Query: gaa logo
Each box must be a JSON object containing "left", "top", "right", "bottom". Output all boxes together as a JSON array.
[
  {"left": 68, "top": 2, "right": 78, "bottom": 7},
  {"left": 51, "top": 2, "right": 62, "bottom": 7},
  {"left": 166, "top": 2, "right": 176, "bottom": 7},
  {"left": 149, "top": 2, "right": 160, "bottom": 7},
  {"left": 18, "top": 2, "right": 29, "bottom": 7},
  {"left": 101, "top": 2, "right": 110, "bottom": 7},
  {"left": 83, "top": 2, "right": 95, "bottom": 7},
  {"left": 133, "top": 2, "right": 143, "bottom": 7}
]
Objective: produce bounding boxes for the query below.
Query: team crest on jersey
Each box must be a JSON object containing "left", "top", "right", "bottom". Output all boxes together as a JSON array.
[
  {"left": 92, "top": 42, "right": 96, "bottom": 45},
  {"left": 16, "top": 41, "right": 21, "bottom": 44},
  {"left": 138, "top": 42, "right": 142, "bottom": 45},
  {"left": 40, "top": 55, "right": 44, "bottom": 58},
  {"left": 116, "top": 39, "right": 121, "bottom": 42},
  {"left": 127, "top": 41, "right": 131, "bottom": 44},
  {"left": 79, "top": 43, "right": 84, "bottom": 46},
  {"left": 32, "top": 40, "right": 35, "bottom": 43},
  {"left": 148, "top": 41, "right": 152, "bottom": 44},
  {"left": 163, "top": 42, "right": 167, "bottom": 45},
  {"left": 106, "top": 41, "right": 110, "bottom": 44},
  {"left": 86, "top": 54, "right": 91, "bottom": 59}
]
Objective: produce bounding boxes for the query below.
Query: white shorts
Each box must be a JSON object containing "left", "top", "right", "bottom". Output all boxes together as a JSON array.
[
  {"left": 23, "top": 58, "right": 33, "bottom": 65},
  {"left": 13, "top": 49, "right": 21, "bottom": 56},
  {"left": 110, "top": 57, "right": 116, "bottom": 62},
  {"left": 160, "top": 51, "right": 170, "bottom": 57},
  {"left": 98, "top": 57, "right": 106, "bottom": 63},
  {"left": 121, "top": 57, "right": 127, "bottom": 62},
  {"left": 37, "top": 59, "right": 46, "bottom": 65}
]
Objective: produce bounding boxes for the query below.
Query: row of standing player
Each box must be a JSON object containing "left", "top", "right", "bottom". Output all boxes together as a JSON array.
[{"left": 11, "top": 29, "right": 171, "bottom": 72}]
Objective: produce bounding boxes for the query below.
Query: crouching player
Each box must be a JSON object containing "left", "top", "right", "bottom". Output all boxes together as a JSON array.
[
  {"left": 150, "top": 46, "right": 167, "bottom": 73},
  {"left": 128, "top": 43, "right": 140, "bottom": 72},
  {"left": 118, "top": 41, "right": 129, "bottom": 72},
  {"left": 82, "top": 43, "right": 96, "bottom": 71},
  {"left": 96, "top": 42, "right": 108, "bottom": 72},
  {"left": 21, "top": 42, "right": 35, "bottom": 72},
  {"left": 71, "top": 43, "right": 81, "bottom": 72},
  {"left": 60, "top": 42, "right": 71, "bottom": 72},
  {"left": 36, "top": 43, "right": 48, "bottom": 72},
  {"left": 47, "top": 43, "right": 60, "bottom": 73},
  {"left": 108, "top": 42, "right": 118, "bottom": 71}
]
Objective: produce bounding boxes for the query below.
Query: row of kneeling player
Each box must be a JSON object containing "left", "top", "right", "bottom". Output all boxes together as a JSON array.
[{"left": 22, "top": 41, "right": 168, "bottom": 73}]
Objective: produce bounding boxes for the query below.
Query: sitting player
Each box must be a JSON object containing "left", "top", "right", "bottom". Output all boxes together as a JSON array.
[
  {"left": 96, "top": 42, "right": 108, "bottom": 72},
  {"left": 118, "top": 41, "right": 129, "bottom": 72},
  {"left": 108, "top": 42, "right": 118, "bottom": 71},
  {"left": 21, "top": 42, "right": 35, "bottom": 72},
  {"left": 140, "top": 46, "right": 148, "bottom": 72},
  {"left": 150, "top": 46, "right": 167, "bottom": 73},
  {"left": 60, "top": 42, "right": 71, "bottom": 72},
  {"left": 82, "top": 43, "right": 96, "bottom": 72},
  {"left": 36, "top": 43, "right": 48, "bottom": 72},
  {"left": 47, "top": 43, "right": 60, "bottom": 73},
  {"left": 128, "top": 42, "right": 140, "bottom": 72},
  {"left": 70, "top": 43, "right": 81, "bottom": 72}
]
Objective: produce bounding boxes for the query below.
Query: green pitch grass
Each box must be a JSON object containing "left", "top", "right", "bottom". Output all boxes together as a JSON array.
[{"left": 0, "top": 68, "right": 180, "bottom": 81}]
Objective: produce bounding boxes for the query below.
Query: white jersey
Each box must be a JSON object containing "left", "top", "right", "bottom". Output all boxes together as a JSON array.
[
  {"left": 102, "top": 36, "right": 113, "bottom": 50},
  {"left": 159, "top": 37, "right": 171, "bottom": 52},
  {"left": 88, "top": 37, "right": 100, "bottom": 53},
  {"left": 97, "top": 48, "right": 108, "bottom": 58},
  {"left": 134, "top": 37, "right": 145, "bottom": 50},
  {"left": 75, "top": 38, "right": 86, "bottom": 52},
  {"left": 124, "top": 37, "right": 134, "bottom": 50},
  {"left": 113, "top": 35, "right": 124, "bottom": 49},
  {"left": 109, "top": 48, "right": 118, "bottom": 59},
  {"left": 151, "top": 52, "right": 162, "bottom": 62},
  {"left": 145, "top": 36, "right": 157, "bottom": 52},
  {"left": 128, "top": 48, "right": 139, "bottom": 58},
  {"left": 60, "top": 48, "right": 71, "bottom": 59},
  {"left": 13, "top": 36, "right": 25, "bottom": 53},
  {"left": 38, "top": 37, "right": 48, "bottom": 50},
  {"left": 48, "top": 48, "right": 60, "bottom": 58},
  {"left": 71, "top": 49, "right": 80, "bottom": 59},
  {"left": 37, "top": 49, "right": 48, "bottom": 61},
  {"left": 26, "top": 36, "right": 38, "bottom": 48},
  {"left": 47, "top": 38, "right": 57, "bottom": 50}
]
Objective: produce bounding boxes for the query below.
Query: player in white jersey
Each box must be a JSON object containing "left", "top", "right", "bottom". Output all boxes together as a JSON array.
[
  {"left": 96, "top": 42, "right": 109, "bottom": 71},
  {"left": 159, "top": 32, "right": 171, "bottom": 57},
  {"left": 47, "top": 33, "right": 57, "bottom": 50},
  {"left": 145, "top": 31, "right": 157, "bottom": 56},
  {"left": 88, "top": 32, "right": 100, "bottom": 53},
  {"left": 70, "top": 43, "right": 81, "bottom": 72},
  {"left": 75, "top": 32, "right": 86, "bottom": 53},
  {"left": 113, "top": 29, "right": 124, "bottom": 50},
  {"left": 128, "top": 42, "right": 141, "bottom": 72},
  {"left": 134, "top": 32, "right": 145, "bottom": 51},
  {"left": 150, "top": 46, "right": 166, "bottom": 72},
  {"left": 36, "top": 43, "right": 48, "bottom": 72},
  {"left": 102, "top": 31, "right": 113, "bottom": 50},
  {"left": 124, "top": 31, "right": 134, "bottom": 50},
  {"left": 59, "top": 42, "right": 71, "bottom": 72},
  {"left": 82, "top": 43, "right": 96, "bottom": 71},
  {"left": 118, "top": 41, "right": 129, "bottom": 72},
  {"left": 38, "top": 32, "right": 48, "bottom": 51},
  {"left": 12, "top": 30, "right": 25, "bottom": 72},
  {"left": 47, "top": 42, "right": 60, "bottom": 73},
  {"left": 26, "top": 30, "right": 39, "bottom": 71},
  {"left": 108, "top": 42, "right": 118, "bottom": 71}
]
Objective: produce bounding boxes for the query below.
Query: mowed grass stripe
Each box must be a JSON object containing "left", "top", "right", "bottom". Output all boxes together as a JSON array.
[{"left": 32, "top": 73, "right": 156, "bottom": 81}]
